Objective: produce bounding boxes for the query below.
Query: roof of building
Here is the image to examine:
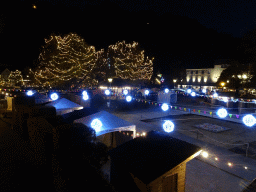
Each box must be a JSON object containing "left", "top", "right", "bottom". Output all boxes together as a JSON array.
[
  {"left": 108, "top": 131, "right": 201, "bottom": 184},
  {"left": 242, "top": 178, "right": 256, "bottom": 192}
]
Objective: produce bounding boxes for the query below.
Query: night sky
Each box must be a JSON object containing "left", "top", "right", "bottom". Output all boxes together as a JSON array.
[{"left": 0, "top": 0, "right": 255, "bottom": 76}]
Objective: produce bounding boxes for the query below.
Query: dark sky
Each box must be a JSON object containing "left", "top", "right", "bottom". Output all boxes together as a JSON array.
[{"left": 0, "top": 0, "right": 255, "bottom": 75}]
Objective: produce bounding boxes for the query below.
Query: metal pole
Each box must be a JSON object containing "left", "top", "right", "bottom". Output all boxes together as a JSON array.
[{"left": 246, "top": 143, "right": 249, "bottom": 157}]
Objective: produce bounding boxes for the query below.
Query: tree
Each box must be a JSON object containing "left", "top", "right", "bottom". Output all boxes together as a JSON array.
[
  {"left": 8, "top": 70, "right": 23, "bottom": 87},
  {"left": 106, "top": 41, "right": 154, "bottom": 81},
  {"left": 217, "top": 60, "right": 253, "bottom": 95},
  {"left": 34, "top": 33, "right": 96, "bottom": 89}
]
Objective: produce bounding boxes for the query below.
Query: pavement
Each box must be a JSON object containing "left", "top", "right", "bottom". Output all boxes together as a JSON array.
[
  {"left": 111, "top": 105, "right": 256, "bottom": 192},
  {"left": 1, "top": 97, "right": 256, "bottom": 191}
]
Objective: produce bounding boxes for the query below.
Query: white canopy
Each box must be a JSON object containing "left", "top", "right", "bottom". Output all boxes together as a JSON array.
[
  {"left": 46, "top": 98, "right": 83, "bottom": 115},
  {"left": 74, "top": 110, "right": 136, "bottom": 137}
]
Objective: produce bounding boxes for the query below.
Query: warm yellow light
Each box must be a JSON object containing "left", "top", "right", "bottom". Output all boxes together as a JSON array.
[
  {"left": 242, "top": 74, "right": 247, "bottom": 79},
  {"left": 221, "top": 82, "right": 225, "bottom": 86},
  {"left": 215, "top": 157, "right": 218, "bottom": 161},
  {"left": 194, "top": 150, "right": 202, "bottom": 157},
  {"left": 244, "top": 166, "right": 248, "bottom": 169},
  {"left": 142, "top": 132, "right": 146, "bottom": 136},
  {"left": 201, "top": 151, "right": 208, "bottom": 158},
  {"left": 173, "top": 79, "right": 177, "bottom": 83},
  {"left": 228, "top": 162, "right": 232, "bottom": 167},
  {"left": 108, "top": 78, "right": 113, "bottom": 83}
]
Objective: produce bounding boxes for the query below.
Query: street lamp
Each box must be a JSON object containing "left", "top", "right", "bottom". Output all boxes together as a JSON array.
[
  {"left": 107, "top": 78, "right": 113, "bottom": 107},
  {"left": 173, "top": 79, "right": 177, "bottom": 89},
  {"left": 221, "top": 82, "right": 225, "bottom": 91}
]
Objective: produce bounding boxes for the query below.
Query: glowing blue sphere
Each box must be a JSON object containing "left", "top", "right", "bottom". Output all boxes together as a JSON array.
[
  {"left": 50, "top": 93, "right": 58, "bottom": 101},
  {"left": 145, "top": 90, "right": 149, "bottom": 96},
  {"left": 223, "top": 97, "right": 228, "bottom": 102},
  {"left": 161, "top": 103, "right": 169, "bottom": 111},
  {"left": 217, "top": 108, "right": 228, "bottom": 118},
  {"left": 163, "top": 120, "right": 174, "bottom": 133},
  {"left": 191, "top": 92, "right": 196, "bottom": 97},
  {"left": 126, "top": 95, "right": 132, "bottom": 102},
  {"left": 213, "top": 92, "right": 218, "bottom": 98},
  {"left": 82, "top": 90, "right": 88, "bottom": 96},
  {"left": 26, "top": 90, "right": 34, "bottom": 96},
  {"left": 243, "top": 115, "right": 256, "bottom": 127},
  {"left": 123, "top": 89, "right": 128, "bottom": 95},
  {"left": 164, "top": 88, "right": 169, "bottom": 93},
  {"left": 187, "top": 89, "right": 191, "bottom": 94},
  {"left": 105, "top": 89, "right": 110, "bottom": 95},
  {"left": 83, "top": 94, "right": 89, "bottom": 101},
  {"left": 91, "top": 118, "right": 102, "bottom": 132}
]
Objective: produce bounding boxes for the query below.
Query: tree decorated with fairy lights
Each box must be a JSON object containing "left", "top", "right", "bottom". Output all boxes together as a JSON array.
[
  {"left": 8, "top": 70, "right": 23, "bottom": 86},
  {"left": 106, "top": 41, "right": 154, "bottom": 81},
  {"left": 34, "top": 33, "right": 97, "bottom": 88}
]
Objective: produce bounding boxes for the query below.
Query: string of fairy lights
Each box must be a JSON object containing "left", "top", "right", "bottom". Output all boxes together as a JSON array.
[
  {"left": 108, "top": 41, "right": 153, "bottom": 81},
  {"left": 32, "top": 34, "right": 153, "bottom": 88}
]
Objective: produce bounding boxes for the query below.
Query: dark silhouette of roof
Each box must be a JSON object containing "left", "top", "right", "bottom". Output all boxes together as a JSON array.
[
  {"left": 108, "top": 131, "right": 201, "bottom": 184},
  {"left": 242, "top": 178, "right": 256, "bottom": 192}
]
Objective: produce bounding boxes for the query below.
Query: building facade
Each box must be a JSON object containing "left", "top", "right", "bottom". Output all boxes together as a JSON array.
[{"left": 182, "top": 64, "right": 229, "bottom": 91}]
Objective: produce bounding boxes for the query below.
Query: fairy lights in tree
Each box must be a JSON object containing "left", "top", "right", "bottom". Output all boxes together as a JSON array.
[
  {"left": 8, "top": 70, "right": 23, "bottom": 86},
  {"left": 34, "top": 33, "right": 97, "bottom": 88},
  {"left": 106, "top": 41, "right": 153, "bottom": 81}
]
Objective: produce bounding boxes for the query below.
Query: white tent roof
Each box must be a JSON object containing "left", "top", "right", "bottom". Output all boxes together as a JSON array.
[
  {"left": 74, "top": 110, "right": 136, "bottom": 137},
  {"left": 46, "top": 98, "right": 83, "bottom": 110}
]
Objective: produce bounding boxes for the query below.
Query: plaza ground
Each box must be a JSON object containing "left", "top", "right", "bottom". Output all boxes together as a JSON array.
[{"left": 1, "top": 95, "right": 256, "bottom": 191}]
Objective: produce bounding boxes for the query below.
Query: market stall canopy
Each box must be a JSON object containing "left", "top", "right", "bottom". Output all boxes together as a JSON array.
[
  {"left": 46, "top": 98, "right": 83, "bottom": 115},
  {"left": 74, "top": 110, "right": 136, "bottom": 137}
]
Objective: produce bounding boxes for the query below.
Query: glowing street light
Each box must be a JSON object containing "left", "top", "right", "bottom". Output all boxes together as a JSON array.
[
  {"left": 82, "top": 90, "right": 87, "bottom": 96},
  {"left": 213, "top": 92, "right": 218, "bottom": 98},
  {"left": 83, "top": 94, "right": 89, "bottom": 101},
  {"left": 191, "top": 92, "right": 196, "bottom": 97},
  {"left": 123, "top": 89, "right": 128, "bottom": 95},
  {"left": 26, "top": 90, "right": 34, "bottom": 96},
  {"left": 243, "top": 114, "right": 256, "bottom": 127},
  {"left": 105, "top": 89, "right": 110, "bottom": 96},
  {"left": 217, "top": 108, "right": 228, "bottom": 118},
  {"left": 187, "top": 89, "right": 191, "bottom": 94},
  {"left": 91, "top": 118, "right": 102, "bottom": 132},
  {"left": 202, "top": 89, "right": 206, "bottom": 93},
  {"left": 82, "top": 90, "right": 89, "bottom": 100},
  {"left": 201, "top": 151, "right": 209, "bottom": 158},
  {"left": 50, "top": 93, "right": 58, "bottom": 101},
  {"left": 145, "top": 90, "right": 149, "bottom": 96},
  {"left": 164, "top": 88, "right": 169, "bottom": 93},
  {"left": 126, "top": 95, "right": 132, "bottom": 102},
  {"left": 161, "top": 103, "right": 169, "bottom": 111},
  {"left": 173, "top": 79, "right": 177, "bottom": 88},
  {"left": 163, "top": 120, "right": 174, "bottom": 133},
  {"left": 222, "top": 97, "right": 228, "bottom": 102}
]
